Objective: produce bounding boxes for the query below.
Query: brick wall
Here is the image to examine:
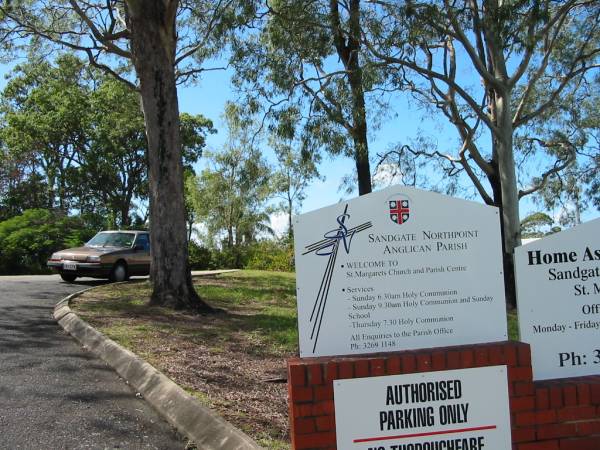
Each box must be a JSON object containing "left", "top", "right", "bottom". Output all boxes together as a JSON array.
[{"left": 287, "top": 341, "right": 600, "bottom": 449}]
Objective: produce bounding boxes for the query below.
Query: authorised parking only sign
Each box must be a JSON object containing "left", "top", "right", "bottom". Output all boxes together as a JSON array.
[{"left": 333, "top": 366, "right": 512, "bottom": 449}]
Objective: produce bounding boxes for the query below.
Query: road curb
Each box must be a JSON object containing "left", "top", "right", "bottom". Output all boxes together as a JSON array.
[{"left": 54, "top": 282, "right": 262, "bottom": 450}]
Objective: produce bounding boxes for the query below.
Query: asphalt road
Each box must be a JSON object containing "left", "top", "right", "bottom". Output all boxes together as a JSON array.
[{"left": 0, "top": 275, "right": 186, "bottom": 450}]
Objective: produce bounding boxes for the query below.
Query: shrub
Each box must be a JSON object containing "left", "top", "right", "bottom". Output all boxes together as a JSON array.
[
  {"left": 0, "top": 209, "right": 94, "bottom": 274},
  {"left": 246, "top": 240, "right": 295, "bottom": 272},
  {"left": 188, "top": 240, "right": 213, "bottom": 270},
  {"left": 189, "top": 239, "right": 295, "bottom": 272}
]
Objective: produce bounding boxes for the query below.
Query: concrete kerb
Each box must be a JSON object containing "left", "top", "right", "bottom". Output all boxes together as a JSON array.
[{"left": 53, "top": 277, "right": 262, "bottom": 450}]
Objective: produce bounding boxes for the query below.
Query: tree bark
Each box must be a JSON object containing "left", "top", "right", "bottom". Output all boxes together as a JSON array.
[
  {"left": 227, "top": 226, "right": 234, "bottom": 248},
  {"left": 330, "top": 0, "right": 372, "bottom": 196},
  {"left": 492, "top": 89, "right": 520, "bottom": 309},
  {"left": 287, "top": 195, "right": 293, "bottom": 241},
  {"left": 483, "top": 12, "right": 521, "bottom": 309},
  {"left": 125, "top": 0, "right": 212, "bottom": 311},
  {"left": 187, "top": 219, "right": 194, "bottom": 241},
  {"left": 120, "top": 202, "right": 131, "bottom": 227}
]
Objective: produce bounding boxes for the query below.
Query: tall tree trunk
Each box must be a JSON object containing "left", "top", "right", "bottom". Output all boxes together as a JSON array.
[
  {"left": 120, "top": 203, "right": 131, "bottom": 227},
  {"left": 125, "top": 0, "right": 212, "bottom": 312},
  {"left": 45, "top": 164, "right": 55, "bottom": 210},
  {"left": 485, "top": 18, "right": 520, "bottom": 309},
  {"left": 330, "top": 0, "right": 372, "bottom": 196},
  {"left": 227, "top": 226, "right": 234, "bottom": 248},
  {"left": 352, "top": 126, "right": 371, "bottom": 195},
  {"left": 494, "top": 90, "right": 520, "bottom": 309},
  {"left": 58, "top": 171, "right": 66, "bottom": 212},
  {"left": 187, "top": 219, "right": 194, "bottom": 241},
  {"left": 287, "top": 195, "right": 293, "bottom": 241},
  {"left": 348, "top": 0, "right": 371, "bottom": 195},
  {"left": 574, "top": 188, "right": 582, "bottom": 225},
  {"left": 120, "top": 188, "right": 133, "bottom": 227}
]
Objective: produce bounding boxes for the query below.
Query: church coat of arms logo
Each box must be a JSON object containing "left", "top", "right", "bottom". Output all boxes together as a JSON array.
[{"left": 388, "top": 197, "right": 410, "bottom": 225}]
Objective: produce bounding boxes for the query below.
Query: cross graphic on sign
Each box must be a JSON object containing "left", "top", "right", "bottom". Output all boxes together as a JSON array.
[
  {"left": 389, "top": 199, "right": 410, "bottom": 225},
  {"left": 302, "top": 204, "right": 372, "bottom": 353}
]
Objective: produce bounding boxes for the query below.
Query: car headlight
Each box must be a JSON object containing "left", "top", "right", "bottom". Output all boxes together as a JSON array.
[
  {"left": 50, "top": 253, "right": 62, "bottom": 260},
  {"left": 86, "top": 255, "right": 101, "bottom": 262}
]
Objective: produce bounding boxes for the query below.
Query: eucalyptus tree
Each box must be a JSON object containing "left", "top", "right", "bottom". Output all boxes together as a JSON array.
[
  {"left": 363, "top": 0, "right": 600, "bottom": 306},
  {"left": 190, "top": 148, "right": 273, "bottom": 247},
  {"left": 0, "top": 156, "right": 49, "bottom": 221},
  {"left": 189, "top": 107, "right": 273, "bottom": 250},
  {"left": 520, "top": 212, "right": 560, "bottom": 238},
  {"left": 270, "top": 135, "right": 321, "bottom": 240},
  {"left": 82, "top": 76, "right": 147, "bottom": 227},
  {"left": 87, "top": 96, "right": 214, "bottom": 229},
  {"left": 0, "top": 54, "right": 91, "bottom": 212},
  {"left": 233, "top": 0, "right": 389, "bottom": 195},
  {"left": 532, "top": 80, "right": 600, "bottom": 221},
  {"left": 0, "top": 0, "right": 247, "bottom": 310}
]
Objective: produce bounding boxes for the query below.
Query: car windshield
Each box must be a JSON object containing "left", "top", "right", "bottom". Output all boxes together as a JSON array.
[{"left": 86, "top": 232, "right": 135, "bottom": 248}]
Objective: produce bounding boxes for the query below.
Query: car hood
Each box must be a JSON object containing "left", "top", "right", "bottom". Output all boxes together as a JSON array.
[{"left": 53, "top": 246, "right": 127, "bottom": 260}]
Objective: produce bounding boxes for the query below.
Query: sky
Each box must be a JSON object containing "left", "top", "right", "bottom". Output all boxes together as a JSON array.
[
  {"left": 177, "top": 65, "right": 445, "bottom": 237},
  {"left": 177, "top": 65, "right": 448, "bottom": 217}
]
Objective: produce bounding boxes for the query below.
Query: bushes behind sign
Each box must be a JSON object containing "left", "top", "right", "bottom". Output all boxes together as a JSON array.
[{"left": 188, "top": 239, "right": 294, "bottom": 272}]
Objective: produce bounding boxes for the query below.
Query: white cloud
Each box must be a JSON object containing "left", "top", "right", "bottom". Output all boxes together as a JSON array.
[{"left": 270, "top": 211, "right": 289, "bottom": 238}]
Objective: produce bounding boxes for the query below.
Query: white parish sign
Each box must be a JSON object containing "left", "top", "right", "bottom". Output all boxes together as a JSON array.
[
  {"left": 515, "top": 218, "right": 600, "bottom": 380},
  {"left": 333, "top": 366, "right": 512, "bottom": 450},
  {"left": 293, "top": 185, "right": 507, "bottom": 357}
]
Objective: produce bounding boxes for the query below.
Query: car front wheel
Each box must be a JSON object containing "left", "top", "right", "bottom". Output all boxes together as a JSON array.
[
  {"left": 110, "top": 262, "right": 128, "bottom": 282},
  {"left": 60, "top": 274, "right": 77, "bottom": 283}
]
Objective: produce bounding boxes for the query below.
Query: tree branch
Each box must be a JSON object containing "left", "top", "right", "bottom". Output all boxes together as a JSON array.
[
  {"left": 364, "top": 39, "right": 500, "bottom": 135},
  {"left": 68, "top": 0, "right": 131, "bottom": 58},
  {"left": 518, "top": 139, "right": 576, "bottom": 198},
  {"left": 442, "top": 0, "right": 504, "bottom": 92},
  {"left": 515, "top": 63, "right": 600, "bottom": 128}
]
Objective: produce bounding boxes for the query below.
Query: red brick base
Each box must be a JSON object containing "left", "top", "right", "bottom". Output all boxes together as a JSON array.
[{"left": 287, "top": 341, "right": 600, "bottom": 449}]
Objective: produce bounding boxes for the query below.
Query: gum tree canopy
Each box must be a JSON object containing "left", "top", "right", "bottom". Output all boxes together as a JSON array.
[
  {"left": 0, "top": 0, "right": 243, "bottom": 310},
  {"left": 363, "top": 0, "right": 600, "bottom": 307}
]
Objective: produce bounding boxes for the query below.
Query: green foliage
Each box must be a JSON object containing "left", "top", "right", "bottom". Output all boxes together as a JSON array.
[
  {"left": 0, "top": 209, "right": 94, "bottom": 274},
  {"left": 188, "top": 106, "right": 274, "bottom": 248},
  {"left": 529, "top": 80, "right": 600, "bottom": 220},
  {"left": 189, "top": 242, "right": 250, "bottom": 270},
  {"left": 0, "top": 53, "right": 215, "bottom": 227},
  {"left": 231, "top": 0, "right": 386, "bottom": 194},
  {"left": 83, "top": 74, "right": 147, "bottom": 225},
  {"left": 245, "top": 240, "right": 295, "bottom": 272},
  {"left": 368, "top": 0, "right": 600, "bottom": 218},
  {"left": 188, "top": 240, "right": 215, "bottom": 270},
  {"left": 188, "top": 239, "right": 295, "bottom": 272},
  {"left": 180, "top": 113, "right": 216, "bottom": 168},
  {"left": 0, "top": 54, "right": 91, "bottom": 213},
  {"left": 0, "top": 169, "right": 49, "bottom": 222},
  {"left": 520, "top": 212, "right": 561, "bottom": 238},
  {"left": 270, "top": 134, "right": 321, "bottom": 239}
]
